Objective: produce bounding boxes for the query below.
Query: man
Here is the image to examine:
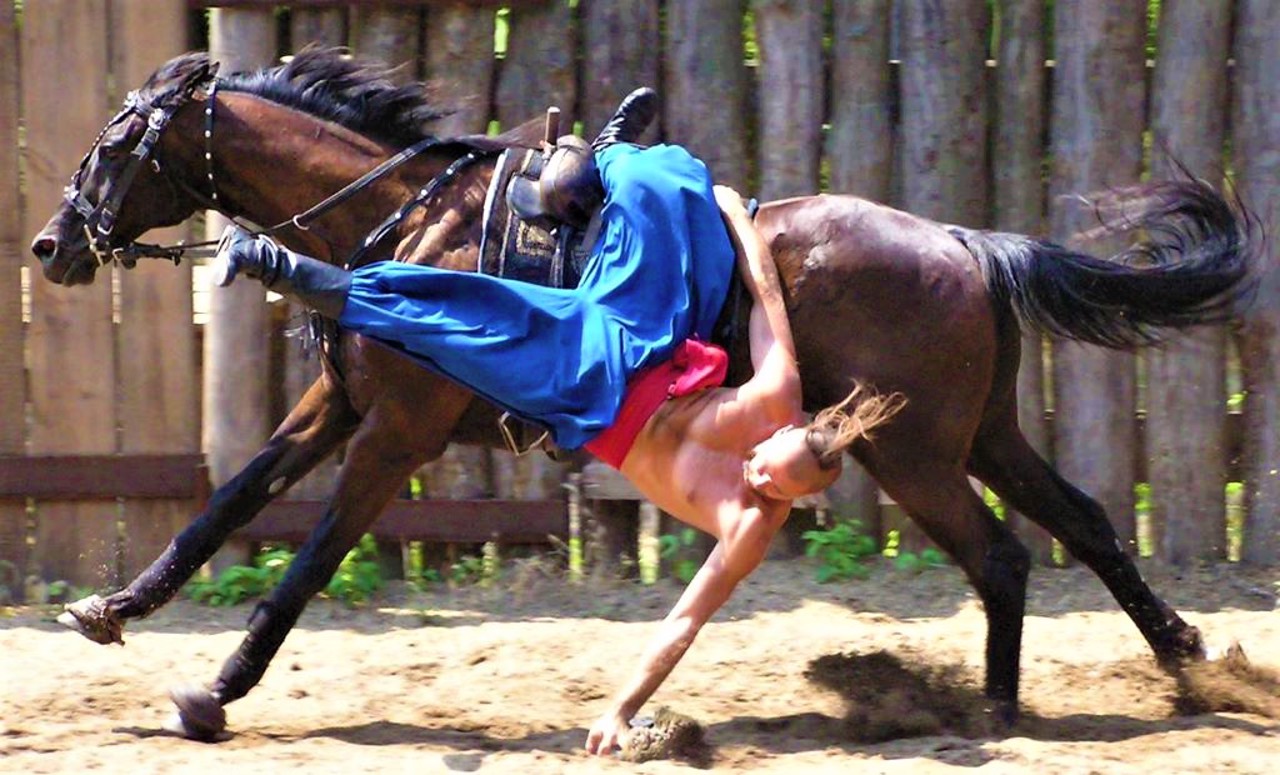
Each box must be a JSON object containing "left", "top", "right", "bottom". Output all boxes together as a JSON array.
[{"left": 214, "top": 136, "right": 902, "bottom": 756}]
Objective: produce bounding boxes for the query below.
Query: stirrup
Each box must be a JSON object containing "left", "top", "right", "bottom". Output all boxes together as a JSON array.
[{"left": 497, "top": 412, "right": 550, "bottom": 457}]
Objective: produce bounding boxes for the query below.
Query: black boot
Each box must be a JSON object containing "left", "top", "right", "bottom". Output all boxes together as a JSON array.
[
  {"left": 211, "top": 226, "right": 352, "bottom": 319},
  {"left": 591, "top": 87, "right": 658, "bottom": 151}
]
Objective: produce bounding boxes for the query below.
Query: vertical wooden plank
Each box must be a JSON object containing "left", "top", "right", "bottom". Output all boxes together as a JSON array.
[
  {"left": 1234, "top": 0, "right": 1280, "bottom": 566},
  {"left": 495, "top": 1, "right": 577, "bottom": 132},
  {"left": 284, "top": 9, "right": 347, "bottom": 502},
  {"left": 580, "top": 0, "right": 660, "bottom": 140},
  {"left": 827, "top": 0, "right": 892, "bottom": 198},
  {"left": 289, "top": 5, "right": 346, "bottom": 51},
  {"left": 111, "top": 0, "right": 197, "bottom": 581},
  {"left": 898, "top": 0, "right": 988, "bottom": 225},
  {"left": 824, "top": 0, "right": 892, "bottom": 541},
  {"left": 752, "top": 0, "right": 824, "bottom": 200},
  {"left": 663, "top": 0, "right": 750, "bottom": 190},
  {"left": 1048, "top": 0, "right": 1146, "bottom": 551},
  {"left": 350, "top": 5, "right": 421, "bottom": 79},
  {"left": 22, "top": 0, "right": 118, "bottom": 587},
  {"left": 423, "top": 4, "right": 496, "bottom": 137},
  {"left": 1146, "top": 0, "right": 1231, "bottom": 566},
  {"left": 0, "top": 0, "right": 27, "bottom": 584},
  {"left": 204, "top": 8, "right": 277, "bottom": 571},
  {"left": 993, "top": 0, "right": 1054, "bottom": 564}
]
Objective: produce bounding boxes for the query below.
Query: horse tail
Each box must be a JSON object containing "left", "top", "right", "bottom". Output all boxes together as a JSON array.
[{"left": 949, "top": 178, "right": 1260, "bottom": 349}]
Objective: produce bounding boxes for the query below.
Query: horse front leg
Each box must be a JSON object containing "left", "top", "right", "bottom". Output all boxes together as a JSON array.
[
  {"left": 59, "top": 376, "right": 360, "bottom": 645},
  {"left": 166, "top": 402, "right": 463, "bottom": 740}
]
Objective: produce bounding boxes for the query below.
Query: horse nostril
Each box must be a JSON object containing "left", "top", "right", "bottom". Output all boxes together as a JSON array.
[{"left": 31, "top": 235, "right": 57, "bottom": 262}]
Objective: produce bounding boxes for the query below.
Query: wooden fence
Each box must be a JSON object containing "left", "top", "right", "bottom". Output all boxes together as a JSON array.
[{"left": 1, "top": 1, "right": 1277, "bottom": 593}]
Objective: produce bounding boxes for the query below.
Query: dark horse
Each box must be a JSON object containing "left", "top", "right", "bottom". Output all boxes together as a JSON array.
[{"left": 32, "top": 51, "right": 1256, "bottom": 739}]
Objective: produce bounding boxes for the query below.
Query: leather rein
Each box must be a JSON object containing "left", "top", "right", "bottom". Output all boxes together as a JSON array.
[{"left": 66, "top": 77, "right": 495, "bottom": 269}]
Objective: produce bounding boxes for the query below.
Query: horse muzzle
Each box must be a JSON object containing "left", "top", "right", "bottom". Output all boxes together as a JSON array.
[{"left": 30, "top": 229, "right": 99, "bottom": 286}]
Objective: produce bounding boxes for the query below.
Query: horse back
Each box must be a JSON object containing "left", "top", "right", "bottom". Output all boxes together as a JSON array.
[{"left": 752, "top": 194, "right": 1004, "bottom": 460}]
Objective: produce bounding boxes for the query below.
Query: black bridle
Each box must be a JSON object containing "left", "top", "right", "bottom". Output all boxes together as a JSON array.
[{"left": 64, "top": 77, "right": 497, "bottom": 270}]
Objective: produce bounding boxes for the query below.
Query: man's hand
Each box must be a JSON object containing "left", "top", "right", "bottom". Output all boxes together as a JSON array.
[{"left": 585, "top": 710, "right": 631, "bottom": 756}]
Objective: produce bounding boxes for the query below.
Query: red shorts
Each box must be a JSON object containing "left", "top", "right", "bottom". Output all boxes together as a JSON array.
[{"left": 584, "top": 339, "right": 729, "bottom": 469}]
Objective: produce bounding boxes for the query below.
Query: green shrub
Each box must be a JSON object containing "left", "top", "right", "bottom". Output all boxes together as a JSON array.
[{"left": 802, "top": 519, "right": 878, "bottom": 583}]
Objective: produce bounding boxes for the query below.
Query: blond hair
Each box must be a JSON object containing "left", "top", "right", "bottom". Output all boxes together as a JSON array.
[{"left": 805, "top": 383, "right": 907, "bottom": 469}]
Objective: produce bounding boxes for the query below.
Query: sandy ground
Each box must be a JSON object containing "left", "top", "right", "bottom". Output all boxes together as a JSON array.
[{"left": 2, "top": 557, "right": 1278, "bottom": 774}]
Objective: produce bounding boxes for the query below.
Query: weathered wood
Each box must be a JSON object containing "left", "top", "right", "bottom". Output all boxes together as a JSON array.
[
  {"left": 898, "top": 0, "right": 988, "bottom": 225},
  {"left": 663, "top": 0, "right": 749, "bottom": 190},
  {"left": 204, "top": 9, "right": 278, "bottom": 573},
  {"left": 1048, "top": 1, "right": 1147, "bottom": 552},
  {"left": 1145, "top": 0, "right": 1231, "bottom": 566},
  {"left": 110, "top": 0, "right": 200, "bottom": 582},
  {"left": 23, "top": 0, "right": 119, "bottom": 588},
  {"left": 1233, "top": 0, "right": 1280, "bottom": 567},
  {"left": 994, "top": 0, "right": 1054, "bottom": 563},
  {"left": 495, "top": 1, "right": 577, "bottom": 131},
  {"left": 0, "top": 0, "right": 27, "bottom": 581},
  {"left": 235, "top": 498, "right": 567, "bottom": 545},
  {"left": 824, "top": 0, "right": 893, "bottom": 536},
  {"left": 752, "top": 0, "right": 824, "bottom": 200},
  {"left": 580, "top": 0, "right": 660, "bottom": 141},
  {"left": 827, "top": 0, "right": 892, "bottom": 199},
  {"left": 423, "top": 4, "right": 496, "bottom": 137},
  {"left": 0, "top": 455, "right": 205, "bottom": 499},
  {"left": 289, "top": 5, "right": 346, "bottom": 50},
  {"left": 351, "top": 5, "right": 421, "bottom": 79}
]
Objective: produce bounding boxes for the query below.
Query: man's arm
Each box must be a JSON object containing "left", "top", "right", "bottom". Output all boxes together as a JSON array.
[
  {"left": 585, "top": 500, "right": 783, "bottom": 755},
  {"left": 712, "top": 186, "right": 802, "bottom": 424}
]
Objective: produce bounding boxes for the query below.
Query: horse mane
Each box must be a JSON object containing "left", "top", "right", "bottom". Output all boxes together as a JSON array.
[{"left": 164, "top": 47, "right": 453, "bottom": 148}]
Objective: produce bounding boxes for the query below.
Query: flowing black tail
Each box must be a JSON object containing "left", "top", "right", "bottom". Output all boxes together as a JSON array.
[{"left": 950, "top": 179, "right": 1260, "bottom": 349}]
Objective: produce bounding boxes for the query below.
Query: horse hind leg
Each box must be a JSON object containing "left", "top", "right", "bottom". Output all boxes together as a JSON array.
[
  {"left": 867, "top": 454, "right": 1032, "bottom": 725},
  {"left": 967, "top": 419, "right": 1206, "bottom": 668}
]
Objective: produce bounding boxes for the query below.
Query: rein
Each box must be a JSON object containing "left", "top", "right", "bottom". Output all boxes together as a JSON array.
[{"left": 71, "top": 79, "right": 475, "bottom": 268}]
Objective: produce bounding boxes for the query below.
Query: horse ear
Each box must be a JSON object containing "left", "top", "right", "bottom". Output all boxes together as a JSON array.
[{"left": 183, "top": 60, "right": 220, "bottom": 98}]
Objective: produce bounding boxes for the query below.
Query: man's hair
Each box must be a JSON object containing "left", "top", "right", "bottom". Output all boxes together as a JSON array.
[{"left": 804, "top": 384, "right": 907, "bottom": 469}]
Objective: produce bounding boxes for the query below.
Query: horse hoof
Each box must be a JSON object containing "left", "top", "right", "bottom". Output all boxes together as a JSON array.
[
  {"left": 57, "top": 594, "right": 125, "bottom": 645},
  {"left": 167, "top": 685, "right": 227, "bottom": 742}
]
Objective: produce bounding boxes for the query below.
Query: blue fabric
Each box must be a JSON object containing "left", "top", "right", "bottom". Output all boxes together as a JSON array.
[{"left": 337, "top": 143, "right": 736, "bottom": 449}]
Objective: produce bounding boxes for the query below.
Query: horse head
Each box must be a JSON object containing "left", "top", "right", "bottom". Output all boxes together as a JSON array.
[{"left": 30, "top": 52, "right": 220, "bottom": 286}]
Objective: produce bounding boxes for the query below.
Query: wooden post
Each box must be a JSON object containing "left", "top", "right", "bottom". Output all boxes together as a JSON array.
[
  {"left": 663, "top": 0, "right": 750, "bottom": 190},
  {"left": 898, "top": 0, "right": 988, "bottom": 226},
  {"left": 993, "top": 0, "right": 1055, "bottom": 564},
  {"left": 1048, "top": 1, "right": 1146, "bottom": 552},
  {"left": 824, "top": 0, "right": 892, "bottom": 545},
  {"left": 752, "top": 0, "right": 824, "bottom": 200},
  {"left": 204, "top": 8, "right": 277, "bottom": 573},
  {"left": 111, "top": 0, "right": 198, "bottom": 581},
  {"left": 580, "top": 0, "right": 660, "bottom": 140},
  {"left": 351, "top": 5, "right": 421, "bottom": 80},
  {"left": 289, "top": 5, "right": 346, "bottom": 51},
  {"left": 424, "top": 4, "right": 496, "bottom": 137},
  {"left": 1146, "top": 0, "right": 1231, "bottom": 566},
  {"left": 497, "top": 2, "right": 577, "bottom": 132},
  {"left": 284, "top": 10, "right": 347, "bottom": 503},
  {"left": 23, "top": 0, "right": 118, "bottom": 588},
  {"left": 0, "top": 0, "right": 26, "bottom": 586},
  {"left": 1233, "top": 1, "right": 1280, "bottom": 566}
]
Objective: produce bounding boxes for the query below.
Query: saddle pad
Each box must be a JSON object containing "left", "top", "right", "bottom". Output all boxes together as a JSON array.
[{"left": 479, "top": 148, "right": 580, "bottom": 288}]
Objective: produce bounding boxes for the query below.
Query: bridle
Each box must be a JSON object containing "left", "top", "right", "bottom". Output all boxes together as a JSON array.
[{"left": 63, "top": 74, "right": 498, "bottom": 271}]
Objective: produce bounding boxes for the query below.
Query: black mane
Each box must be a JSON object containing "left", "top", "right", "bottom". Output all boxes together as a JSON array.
[{"left": 217, "top": 48, "right": 450, "bottom": 148}]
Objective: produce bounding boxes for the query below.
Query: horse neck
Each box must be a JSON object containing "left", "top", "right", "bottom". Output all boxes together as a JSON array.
[{"left": 172, "top": 92, "right": 470, "bottom": 263}]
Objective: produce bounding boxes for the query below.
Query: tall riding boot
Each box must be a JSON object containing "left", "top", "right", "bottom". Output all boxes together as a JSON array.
[
  {"left": 211, "top": 225, "right": 352, "bottom": 319},
  {"left": 591, "top": 87, "right": 658, "bottom": 151}
]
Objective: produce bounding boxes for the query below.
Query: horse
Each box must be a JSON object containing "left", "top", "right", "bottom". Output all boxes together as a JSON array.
[{"left": 31, "top": 50, "right": 1257, "bottom": 740}]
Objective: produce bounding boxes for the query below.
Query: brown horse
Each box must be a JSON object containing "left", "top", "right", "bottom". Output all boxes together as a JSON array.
[{"left": 31, "top": 51, "right": 1256, "bottom": 739}]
